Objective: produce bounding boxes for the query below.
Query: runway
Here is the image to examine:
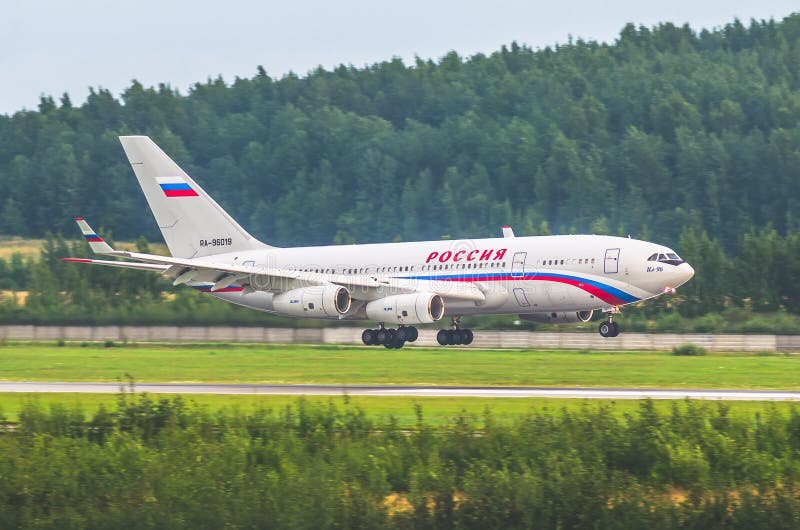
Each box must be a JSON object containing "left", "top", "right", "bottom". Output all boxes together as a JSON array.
[{"left": 1, "top": 382, "right": 799, "bottom": 400}]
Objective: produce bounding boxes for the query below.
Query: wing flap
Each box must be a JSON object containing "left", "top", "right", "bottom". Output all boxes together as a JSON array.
[{"left": 60, "top": 257, "right": 170, "bottom": 272}]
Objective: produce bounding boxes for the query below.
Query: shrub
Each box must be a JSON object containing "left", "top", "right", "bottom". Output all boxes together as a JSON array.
[{"left": 672, "top": 343, "right": 706, "bottom": 356}]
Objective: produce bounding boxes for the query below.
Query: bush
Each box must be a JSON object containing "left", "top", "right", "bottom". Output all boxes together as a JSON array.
[
  {"left": 4, "top": 397, "right": 800, "bottom": 527},
  {"left": 672, "top": 343, "right": 706, "bottom": 356}
]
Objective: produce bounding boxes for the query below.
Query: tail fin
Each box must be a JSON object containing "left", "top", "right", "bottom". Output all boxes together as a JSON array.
[
  {"left": 75, "top": 218, "right": 115, "bottom": 254},
  {"left": 118, "top": 136, "right": 269, "bottom": 258}
]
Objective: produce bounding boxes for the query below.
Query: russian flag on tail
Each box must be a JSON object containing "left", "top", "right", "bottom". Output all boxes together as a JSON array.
[{"left": 156, "top": 176, "right": 199, "bottom": 197}]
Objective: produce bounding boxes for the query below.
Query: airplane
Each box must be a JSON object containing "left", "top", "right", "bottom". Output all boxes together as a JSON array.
[{"left": 63, "top": 136, "right": 695, "bottom": 349}]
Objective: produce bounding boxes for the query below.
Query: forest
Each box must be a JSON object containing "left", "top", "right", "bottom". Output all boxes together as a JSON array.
[
  {"left": 2, "top": 395, "right": 800, "bottom": 529},
  {"left": 1, "top": 15, "right": 800, "bottom": 325}
]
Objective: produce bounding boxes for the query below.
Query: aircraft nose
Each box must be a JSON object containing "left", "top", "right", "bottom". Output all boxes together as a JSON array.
[{"left": 677, "top": 262, "right": 695, "bottom": 285}]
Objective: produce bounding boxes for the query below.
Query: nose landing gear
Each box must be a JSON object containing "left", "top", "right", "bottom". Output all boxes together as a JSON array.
[{"left": 598, "top": 310, "right": 620, "bottom": 338}]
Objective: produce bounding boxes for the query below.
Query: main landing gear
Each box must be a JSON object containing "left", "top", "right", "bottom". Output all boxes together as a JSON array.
[
  {"left": 437, "top": 316, "right": 474, "bottom": 346},
  {"left": 362, "top": 324, "right": 419, "bottom": 349},
  {"left": 598, "top": 310, "right": 620, "bottom": 338}
]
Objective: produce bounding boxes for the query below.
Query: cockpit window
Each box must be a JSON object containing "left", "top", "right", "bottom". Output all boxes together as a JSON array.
[{"left": 649, "top": 252, "right": 684, "bottom": 266}]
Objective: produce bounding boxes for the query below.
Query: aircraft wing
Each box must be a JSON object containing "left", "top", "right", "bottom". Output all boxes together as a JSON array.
[
  {"left": 64, "top": 220, "right": 486, "bottom": 302},
  {"left": 102, "top": 249, "right": 486, "bottom": 302},
  {"left": 61, "top": 257, "right": 170, "bottom": 272}
]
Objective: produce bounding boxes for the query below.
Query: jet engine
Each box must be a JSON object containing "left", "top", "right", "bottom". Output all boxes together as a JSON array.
[
  {"left": 365, "top": 293, "right": 445, "bottom": 324},
  {"left": 273, "top": 285, "right": 351, "bottom": 318},
  {"left": 519, "top": 310, "right": 593, "bottom": 324}
]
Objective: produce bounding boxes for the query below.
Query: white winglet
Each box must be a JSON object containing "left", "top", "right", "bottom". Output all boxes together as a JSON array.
[
  {"left": 74, "top": 218, "right": 115, "bottom": 254},
  {"left": 502, "top": 225, "right": 515, "bottom": 238}
]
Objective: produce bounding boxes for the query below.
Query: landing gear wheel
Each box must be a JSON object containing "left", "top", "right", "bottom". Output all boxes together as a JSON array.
[
  {"left": 406, "top": 326, "right": 419, "bottom": 342},
  {"left": 396, "top": 326, "right": 408, "bottom": 341},
  {"left": 361, "top": 329, "right": 377, "bottom": 346},
  {"left": 376, "top": 328, "right": 391, "bottom": 345},
  {"left": 437, "top": 326, "right": 474, "bottom": 346},
  {"left": 383, "top": 330, "right": 405, "bottom": 349},
  {"left": 599, "top": 321, "right": 615, "bottom": 338},
  {"left": 610, "top": 322, "right": 620, "bottom": 337}
]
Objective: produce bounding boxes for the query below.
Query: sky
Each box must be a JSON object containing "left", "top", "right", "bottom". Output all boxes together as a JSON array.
[{"left": 1, "top": 0, "right": 798, "bottom": 115}]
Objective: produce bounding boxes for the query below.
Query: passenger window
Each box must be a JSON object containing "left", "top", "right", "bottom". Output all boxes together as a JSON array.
[
  {"left": 560, "top": 260, "right": 564, "bottom": 265},
  {"left": 591, "top": 258, "right": 595, "bottom": 264}
]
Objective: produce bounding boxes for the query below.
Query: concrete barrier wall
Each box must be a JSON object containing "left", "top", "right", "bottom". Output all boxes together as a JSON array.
[{"left": 0, "top": 325, "right": 797, "bottom": 352}]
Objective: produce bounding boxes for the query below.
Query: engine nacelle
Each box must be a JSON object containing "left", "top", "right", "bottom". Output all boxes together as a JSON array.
[
  {"left": 365, "top": 293, "right": 445, "bottom": 324},
  {"left": 519, "top": 310, "right": 594, "bottom": 325},
  {"left": 273, "top": 285, "right": 351, "bottom": 318}
]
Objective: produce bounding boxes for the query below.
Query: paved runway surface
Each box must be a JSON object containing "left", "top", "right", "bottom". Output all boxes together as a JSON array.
[{"left": 1, "top": 382, "right": 800, "bottom": 400}]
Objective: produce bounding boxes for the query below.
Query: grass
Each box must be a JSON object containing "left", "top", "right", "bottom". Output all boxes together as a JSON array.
[
  {"left": 0, "top": 392, "right": 794, "bottom": 427},
  {"left": 1, "top": 341, "right": 799, "bottom": 389},
  {"left": 0, "top": 238, "right": 47, "bottom": 260}
]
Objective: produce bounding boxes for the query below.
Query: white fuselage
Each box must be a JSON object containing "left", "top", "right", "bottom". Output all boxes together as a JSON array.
[{"left": 193, "top": 234, "right": 695, "bottom": 320}]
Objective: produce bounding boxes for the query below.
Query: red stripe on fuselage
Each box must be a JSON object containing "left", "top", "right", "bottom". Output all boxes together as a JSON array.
[
  {"left": 539, "top": 275, "right": 627, "bottom": 306},
  {"left": 435, "top": 274, "right": 628, "bottom": 306}
]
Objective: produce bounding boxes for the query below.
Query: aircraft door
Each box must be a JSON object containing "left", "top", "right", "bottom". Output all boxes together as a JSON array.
[
  {"left": 512, "top": 288, "right": 530, "bottom": 307},
  {"left": 511, "top": 252, "right": 527, "bottom": 278},
  {"left": 604, "top": 248, "right": 620, "bottom": 274}
]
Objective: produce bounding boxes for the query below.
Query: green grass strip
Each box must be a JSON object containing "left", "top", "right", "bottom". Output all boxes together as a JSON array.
[
  {"left": 0, "top": 392, "right": 794, "bottom": 427},
  {"left": 1, "top": 342, "right": 798, "bottom": 389}
]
